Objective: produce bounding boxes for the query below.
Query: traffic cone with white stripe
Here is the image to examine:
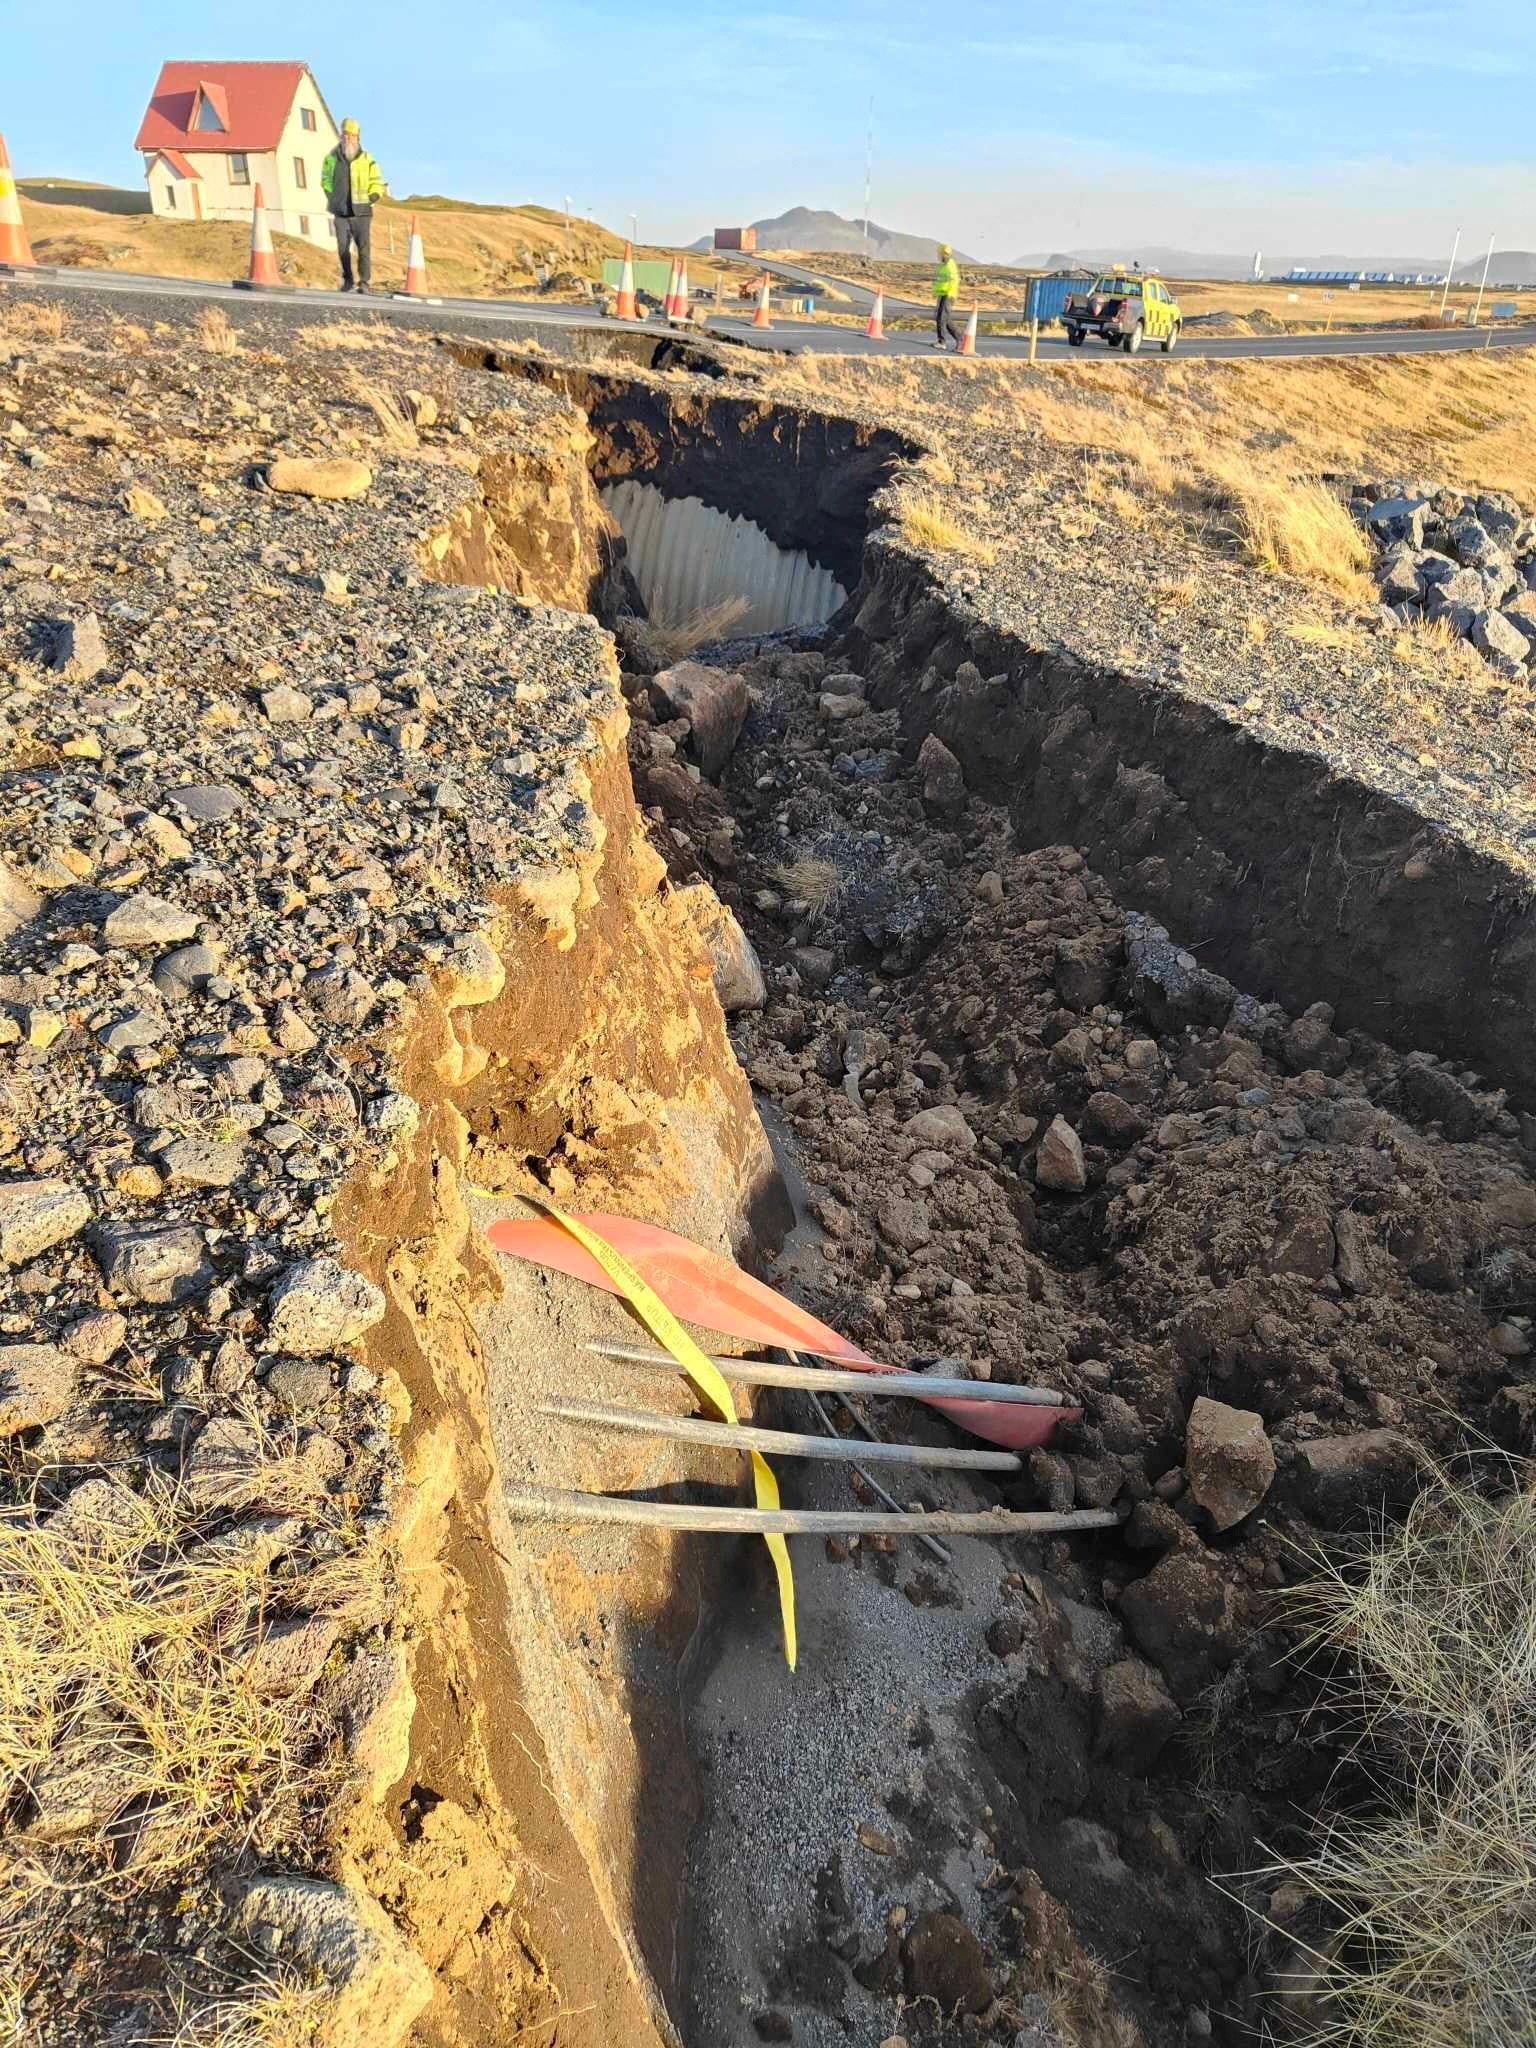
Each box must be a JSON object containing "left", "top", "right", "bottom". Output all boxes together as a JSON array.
[
  {"left": 399, "top": 214, "right": 428, "bottom": 296},
  {"left": 614, "top": 240, "right": 639, "bottom": 319},
  {"left": 673, "top": 253, "right": 691, "bottom": 321},
  {"left": 662, "top": 256, "right": 682, "bottom": 319},
  {"left": 751, "top": 275, "right": 773, "bottom": 329},
  {"left": 246, "top": 183, "right": 279, "bottom": 287},
  {"left": 0, "top": 134, "right": 35, "bottom": 270},
  {"left": 957, "top": 305, "right": 978, "bottom": 356},
  {"left": 865, "top": 288, "right": 885, "bottom": 340}
]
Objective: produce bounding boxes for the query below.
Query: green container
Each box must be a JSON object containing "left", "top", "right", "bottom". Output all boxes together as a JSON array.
[{"left": 601, "top": 257, "right": 681, "bottom": 299}]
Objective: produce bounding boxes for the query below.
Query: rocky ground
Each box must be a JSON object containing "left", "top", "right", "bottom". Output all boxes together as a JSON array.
[
  {"left": 619, "top": 621, "right": 1536, "bottom": 2045},
  {"left": 0, "top": 296, "right": 627, "bottom": 2041},
  {"left": 1360, "top": 476, "right": 1536, "bottom": 671}
]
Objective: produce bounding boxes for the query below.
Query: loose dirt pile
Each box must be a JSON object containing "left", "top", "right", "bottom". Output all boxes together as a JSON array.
[{"left": 620, "top": 619, "right": 1536, "bottom": 2045}]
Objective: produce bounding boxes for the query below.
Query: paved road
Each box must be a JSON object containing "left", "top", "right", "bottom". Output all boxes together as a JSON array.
[{"left": 6, "top": 260, "right": 1535, "bottom": 366}]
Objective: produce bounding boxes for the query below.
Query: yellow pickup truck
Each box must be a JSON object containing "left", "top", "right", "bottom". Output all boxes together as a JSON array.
[{"left": 1064, "top": 274, "right": 1182, "bottom": 354}]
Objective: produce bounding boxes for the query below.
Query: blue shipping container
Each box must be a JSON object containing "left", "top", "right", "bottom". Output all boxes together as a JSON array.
[{"left": 1024, "top": 274, "right": 1093, "bottom": 324}]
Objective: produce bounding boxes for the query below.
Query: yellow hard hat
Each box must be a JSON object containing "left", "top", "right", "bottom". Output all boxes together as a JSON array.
[
  {"left": 342, "top": 117, "right": 360, "bottom": 135},
  {"left": 938, "top": 243, "right": 952, "bottom": 258}
]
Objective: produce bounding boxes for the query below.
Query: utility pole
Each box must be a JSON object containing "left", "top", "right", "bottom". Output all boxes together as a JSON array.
[
  {"left": 862, "top": 95, "right": 874, "bottom": 248},
  {"left": 564, "top": 194, "right": 572, "bottom": 247},
  {"left": 1438, "top": 225, "right": 1461, "bottom": 319},
  {"left": 1473, "top": 230, "right": 1495, "bottom": 325}
]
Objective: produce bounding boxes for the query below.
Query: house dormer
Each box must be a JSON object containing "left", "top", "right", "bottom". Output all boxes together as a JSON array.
[{"left": 190, "top": 81, "right": 231, "bottom": 133}]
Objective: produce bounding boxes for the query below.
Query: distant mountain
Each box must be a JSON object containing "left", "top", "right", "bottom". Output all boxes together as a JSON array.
[
  {"left": 693, "top": 207, "right": 974, "bottom": 263},
  {"left": 1012, "top": 244, "right": 1459, "bottom": 281},
  {"left": 1011, "top": 246, "right": 1260, "bottom": 280},
  {"left": 1452, "top": 250, "right": 1536, "bottom": 286}
]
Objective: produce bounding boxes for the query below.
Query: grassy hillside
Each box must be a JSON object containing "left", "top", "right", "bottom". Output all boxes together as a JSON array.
[{"left": 16, "top": 182, "right": 741, "bottom": 298}]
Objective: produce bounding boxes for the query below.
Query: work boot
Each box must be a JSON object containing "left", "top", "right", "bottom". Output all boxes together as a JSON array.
[{"left": 355, "top": 284, "right": 370, "bottom": 297}]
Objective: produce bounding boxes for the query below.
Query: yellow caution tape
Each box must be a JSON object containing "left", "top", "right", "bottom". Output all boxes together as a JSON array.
[{"left": 494, "top": 1192, "right": 797, "bottom": 1669}]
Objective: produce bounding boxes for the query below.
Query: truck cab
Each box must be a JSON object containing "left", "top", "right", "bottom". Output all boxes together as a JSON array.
[{"left": 1064, "top": 274, "right": 1182, "bottom": 353}]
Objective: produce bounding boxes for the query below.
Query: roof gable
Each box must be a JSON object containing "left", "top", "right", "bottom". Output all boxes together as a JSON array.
[
  {"left": 135, "top": 61, "right": 316, "bottom": 153},
  {"left": 147, "top": 149, "right": 201, "bottom": 180}
]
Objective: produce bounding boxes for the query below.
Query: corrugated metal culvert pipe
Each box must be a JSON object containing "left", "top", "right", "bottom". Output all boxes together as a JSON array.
[{"left": 602, "top": 480, "right": 848, "bottom": 635}]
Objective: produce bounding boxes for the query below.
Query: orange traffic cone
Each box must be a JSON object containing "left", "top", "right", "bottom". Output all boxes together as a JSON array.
[
  {"left": 751, "top": 276, "right": 773, "bottom": 329},
  {"left": 246, "top": 183, "right": 279, "bottom": 287},
  {"left": 399, "top": 214, "right": 428, "bottom": 296},
  {"left": 865, "top": 288, "right": 885, "bottom": 340},
  {"left": 673, "top": 253, "right": 691, "bottom": 320},
  {"left": 957, "top": 305, "right": 978, "bottom": 357},
  {"left": 661, "top": 256, "right": 680, "bottom": 318},
  {"left": 0, "top": 133, "right": 35, "bottom": 270},
  {"left": 614, "top": 240, "right": 639, "bottom": 319}
]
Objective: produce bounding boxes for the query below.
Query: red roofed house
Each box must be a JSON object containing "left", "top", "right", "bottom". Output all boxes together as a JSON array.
[{"left": 135, "top": 62, "right": 340, "bottom": 248}]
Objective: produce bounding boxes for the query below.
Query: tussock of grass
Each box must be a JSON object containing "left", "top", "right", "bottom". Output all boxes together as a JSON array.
[
  {"left": 773, "top": 856, "right": 844, "bottom": 919},
  {"left": 0, "top": 1476, "right": 323, "bottom": 1897},
  {"left": 645, "top": 594, "right": 751, "bottom": 663},
  {"left": 196, "top": 306, "right": 239, "bottom": 357},
  {"left": 347, "top": 375, "right": 419, "bottom": 450},
  {"left": 898, "top": 493, "right": 997, "bottom": 561},
  {"left": 0, "top": 298, "right": 66, "bottom": 343},
  {"left": 153, "top": 1967, "right": 330, "bottom": 2047},
  {"left": 1200, "top": 463, "right": 1373, "bottom": 601},
  {"left": 297, "top": 320, "right": 411, "bottom": 354},
  {"left": 1252, "top": 1467, "right": 1536, "bottom": 2046}
]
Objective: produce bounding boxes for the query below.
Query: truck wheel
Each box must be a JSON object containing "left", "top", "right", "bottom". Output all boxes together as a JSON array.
[
  {"left": 1067, "top": 326, "right": 1085, "bottom": 347},
  {"left": 1125, "top": 323, "right": 1144, "bottom": 355},
  {"left": 1161, "top": 323, "right": 1180, "bottom": 354}
]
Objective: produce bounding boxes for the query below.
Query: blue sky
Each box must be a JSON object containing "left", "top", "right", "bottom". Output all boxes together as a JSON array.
[{"left": 12, "top": 1, "right": 1536, "bottom": 258}]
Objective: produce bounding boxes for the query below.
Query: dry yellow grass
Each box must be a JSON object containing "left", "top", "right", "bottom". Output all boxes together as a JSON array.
[
  {"left": 898, "top": 493, "right": 997, "bottom": 560},
  {"left": 773, "top": 856, "right": 844, "bottom": 919},
  {"left": 0, "top": 296, "right": 66, "bottom": 343},
  {"left": 0, "top": 1476, "right": 322, "bottom": 1895},
  {"left": 347, "top": 375, "right": 419, "bottom": 451},
  {"left": 16, "top": 184, "right": 741, "bottom": 300},
  {"left": 297, "top": 320, "right": 425, "bottom": 354},
  {"left": 196, "top": 305, "right": 238, "bottom": 356},
  {"left": 793, "top": 349, "right": 1536, "bottom": 609},
  {"left": 1201, "top": 465, "right": 1374, "bottom": 602},
  {"left": 1251, "top": 1465, "right": 1536, "bottom": 2047},
  {"left": 645, "top": 595, "right": 750, "bottom": 663},
  {"left": 156, "top": 1968, "right": 331, "bottom": 2047}
]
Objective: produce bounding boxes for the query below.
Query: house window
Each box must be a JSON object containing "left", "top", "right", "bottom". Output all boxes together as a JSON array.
[
  {"left": 193, "top": 94, "right": 225, "bottom": 132},
  {"left": 300, "top": 107, "right": 317, "bottom": 132},
  {"left": 229, "top": 153, "right": 250, "bottom": 186},
  {"left": 293, "top": 157, "right": 308, "bottom": 189},
  {"left": 299, "top": 216, "right": 310, "bottom": 237},
  {"left": 165, "top": 183, "right": 177, "bottom": 209}
]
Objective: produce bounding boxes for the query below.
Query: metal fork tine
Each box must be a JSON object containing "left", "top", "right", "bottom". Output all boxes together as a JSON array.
[
  {"left": 587, "top": 1340, "right": 1067, "bottom": 1407},
  {"left": 539, "top": 1396, "right": 1021, "bottom": 1473}
]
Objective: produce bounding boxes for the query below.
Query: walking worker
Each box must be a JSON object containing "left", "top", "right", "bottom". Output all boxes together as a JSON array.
[
  {"left": 322, "top": 118, "right": 387, "bottom": 294},
  {"left": 934, "top": 243, "right": 961, "bottom": 350}
]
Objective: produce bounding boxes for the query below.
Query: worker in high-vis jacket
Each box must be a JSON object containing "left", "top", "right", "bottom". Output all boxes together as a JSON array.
[
  {"left": 933, "top": 244, "right": 961, "bottom": 350},
  {"left": 322, "top": 119, "right": 387, "bottom": 294}
]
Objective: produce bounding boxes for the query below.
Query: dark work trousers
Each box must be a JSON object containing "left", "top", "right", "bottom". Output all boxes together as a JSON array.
[
  {"left": 935, "top": 295, "right": 959, "bottom": 347},
  {"left": 334, "top": 214, "right": 373, "bottom": 289}
]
